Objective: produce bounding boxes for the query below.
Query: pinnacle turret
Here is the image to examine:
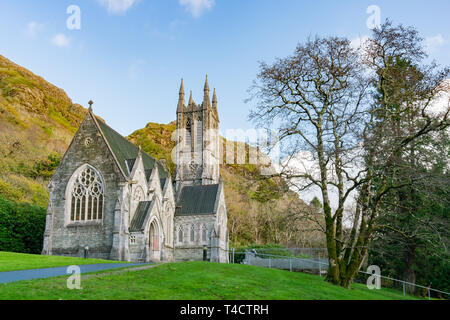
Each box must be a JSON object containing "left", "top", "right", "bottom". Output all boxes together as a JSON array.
[
  {"left": 188, "top": 90, "right": 194, "bottom": 106},
  {"left": 203, "top": 75, "right": 211, "bottom": 109},
  {"left": 212, "top": 88, "right": 217, "bottom": 106},
  {"left": 177, "top": 79, "right": 185, "bottom": 113},
  {"left": 204, "top": 74, "right": 210, "bottom": 93}
]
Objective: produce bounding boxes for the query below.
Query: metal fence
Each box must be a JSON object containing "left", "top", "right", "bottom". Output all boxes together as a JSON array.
[
  {"left": 239, "top": 251, "right": 327, "bottom": 275},
  {"left": 285, "top": 248, "right": 328, "bottom": 259},
  {"left": 229, "top": 249, "right": 449, "bottom": 300},
  {"left": 355, "top": 270, "right": 449, "bottom": 300}
]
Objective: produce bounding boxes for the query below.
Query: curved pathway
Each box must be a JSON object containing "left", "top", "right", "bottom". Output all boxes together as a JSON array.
[{"left": 0, "top": 263, "right": 151, "bottom": 284}]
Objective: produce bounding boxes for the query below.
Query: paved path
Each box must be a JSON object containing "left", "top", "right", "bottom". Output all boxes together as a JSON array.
[{"left": 0, "top": 263, "right": 151, "bottom": 284}]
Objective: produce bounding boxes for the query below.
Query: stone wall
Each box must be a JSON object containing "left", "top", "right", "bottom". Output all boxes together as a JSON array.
[
  {"left": 174, "top": 214, "right": 215, "bottom": 261},
  {"left": 174, "top": 213, "right": 228, "bottom": 262},
  {"left": 43, "top": 113, "right": 125, "bottom": 259}
]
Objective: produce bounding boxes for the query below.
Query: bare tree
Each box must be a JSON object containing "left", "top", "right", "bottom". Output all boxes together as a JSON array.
[{"left": 249, "top": 21, "right": 449, "bottom": 287}]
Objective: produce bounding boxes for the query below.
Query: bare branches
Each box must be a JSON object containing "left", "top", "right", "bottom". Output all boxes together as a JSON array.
[{"left": 248, "top": 19, "right": 450, "bottom": 288}]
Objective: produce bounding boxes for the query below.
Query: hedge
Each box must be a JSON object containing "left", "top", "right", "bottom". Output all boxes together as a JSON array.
[{"left": 0, "top": 196, "right": 46, "bottom": 254}]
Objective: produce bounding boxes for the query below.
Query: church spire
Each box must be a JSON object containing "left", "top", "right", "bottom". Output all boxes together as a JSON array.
[
  {"left": 212, "top": 88, "right": 217, "bottom": 107},
  {"left": 177, "top": 78, "right": 185, "bottom": 113},
  {"left": 188, "top": 90, "right": 194, "bottom": 106},
  {"left": 204, "top": 74, "right": 210, "bottom": 93},
  {"left": 203, "top": 74, "right": 211, "bottom": 109}
]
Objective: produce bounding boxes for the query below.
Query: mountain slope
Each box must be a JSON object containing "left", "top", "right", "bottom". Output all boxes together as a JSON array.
[{"left": 0, "top": 55, "right": 86, "bottom": 206}]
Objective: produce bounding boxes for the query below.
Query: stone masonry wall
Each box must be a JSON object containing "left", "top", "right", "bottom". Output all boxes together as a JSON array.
[
  {"left": 174, "top": 214, "right": 216, "bottom": 261},
  {"left": 46, "top": 113, "right": 125, "bottom": 259}
]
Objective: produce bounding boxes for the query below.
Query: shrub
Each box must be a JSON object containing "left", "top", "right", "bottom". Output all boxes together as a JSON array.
[{"left": 0, "top": 196, "right": 46, "bottom": 254}]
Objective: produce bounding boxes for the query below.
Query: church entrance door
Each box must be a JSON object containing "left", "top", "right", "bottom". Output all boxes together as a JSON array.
[{"left": 149, "top": 221, "right": 160, "bottom": 261}]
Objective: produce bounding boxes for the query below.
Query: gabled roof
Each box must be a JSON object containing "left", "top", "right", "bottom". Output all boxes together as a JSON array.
[
  {"left": 94, "top": 115, "right": 169, "bottom": 181},
  {"left": 175, "top": 184, "right": 219, "bottom": 215},
  {"left": 130, "top": 201, "right": 152, "bottom": 232}
]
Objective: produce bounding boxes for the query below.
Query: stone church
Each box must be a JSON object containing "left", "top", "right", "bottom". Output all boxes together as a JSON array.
[{"left": 42, "top": 76, "right": 229, "bottom": 263}]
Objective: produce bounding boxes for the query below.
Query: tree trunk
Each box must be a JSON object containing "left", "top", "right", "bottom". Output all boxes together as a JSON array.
[{"left": 403, "top": 246, "right": 416, "bottom": 294}]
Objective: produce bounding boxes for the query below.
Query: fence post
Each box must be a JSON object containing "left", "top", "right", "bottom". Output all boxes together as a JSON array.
[
  {"left": 269, "top": 257, "right": 271, "bottom": 268},
  {"left": 232, "top": 248, "right": 235, "bottom": 264},
  {"left": 428, "top": 288, "right": 431, "bottom": 300},
  {"left": 402, "top": 282, "right": 405, "bottom": 296},
  {"left": 290, "top": 258, "right": 292, "bottom": 272},
  {"left": 318, "top": 253, "right": 322, "bottom": 276}
]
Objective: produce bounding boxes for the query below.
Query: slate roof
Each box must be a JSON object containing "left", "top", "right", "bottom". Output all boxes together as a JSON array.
[
  {"left": 145, "top": 169, "right": 152, "bottom": 181},
  {"left": 130, "top": 201, "right": 152, "bottom": 231},
  {"left": 160, "top": 178, "right": 167, "bottom": 191},
  {"left": 95, "top": 116, "right": 169, "bottom": 181},
  {"left": 175, "top": 184, "right": 219, "bottom": 215}
]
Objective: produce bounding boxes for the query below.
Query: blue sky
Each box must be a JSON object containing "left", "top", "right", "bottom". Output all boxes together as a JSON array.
[{"left": 0, "top": 0, "right": 449, "bottom": 136}]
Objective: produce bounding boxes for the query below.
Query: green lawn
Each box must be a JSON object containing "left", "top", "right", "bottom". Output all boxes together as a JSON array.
[
  {"left": 0, "top": 260, "right": 423, "bottom": 300},
  {"left": 0, "top": 251, "right": 121, "bottom": 272}
]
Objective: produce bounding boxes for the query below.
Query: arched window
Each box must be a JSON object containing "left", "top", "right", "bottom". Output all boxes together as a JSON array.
[
  {"left": 178, "top": 227, "right": 183, "bottom": 243},
  {"left": 201, "top": 225, "right": 207, "bottom": 243},
  {"left": 190, "top": 225, "right": 195, "bottom": 243},
  {"left": 185, "top": 119, "right": 192, "bottom": 148},
  {"left": 69, "top": 165, "right": 104, "bottom": 222}
]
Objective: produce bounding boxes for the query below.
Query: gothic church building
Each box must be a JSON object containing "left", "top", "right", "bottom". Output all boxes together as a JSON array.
[{"left": 42, "top": 77, "right": 229, "bottom": 263}]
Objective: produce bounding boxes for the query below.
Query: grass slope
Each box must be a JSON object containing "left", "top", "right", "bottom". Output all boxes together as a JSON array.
[
  {"left": 0, "top": 261, "right": 421, "bottom": 300},
  {"left": 0, "top": 251, "right": 120, "bottom": 272},
  {"left": 0, "top": 54, "right": 86, "bottom": 206}
]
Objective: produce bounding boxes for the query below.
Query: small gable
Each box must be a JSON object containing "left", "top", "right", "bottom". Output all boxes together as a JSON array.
[{"left": 130, "top": 201, "right": 152, "bottom": 232}]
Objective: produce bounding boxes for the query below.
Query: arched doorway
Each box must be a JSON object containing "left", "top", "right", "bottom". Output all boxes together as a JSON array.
[{"left": 149, "top": 221, "right": 160, "bottom": 261}]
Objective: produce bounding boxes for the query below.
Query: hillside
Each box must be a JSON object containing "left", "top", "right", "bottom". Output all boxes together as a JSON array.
[
  {"left": 0, "top": 54, "right": 86, "bottom": 206},
  {"left": 0, "top": 259, "right": 420, "bottom": 300},
  {"left": 0, "top": 54, "right": 323, "bottom": 247}
]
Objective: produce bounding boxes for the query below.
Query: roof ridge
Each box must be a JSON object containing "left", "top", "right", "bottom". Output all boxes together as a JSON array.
[{"left": 89, "top": 111, "right": 128, "bottom": 180}]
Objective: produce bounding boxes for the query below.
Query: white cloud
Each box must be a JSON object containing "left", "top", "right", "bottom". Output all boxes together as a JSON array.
[
  {"left": 51, "top": 33, "right": 71, "bottom": 48},
  {"left": 179, "top": 0, "right": 215, "bottom": 18},
  {"left": 97, "top": 0, "right": 140, "bottom": 14},
  {"left": 25, "top": 21, "right": 44, "bottom": 37},
  {"left": 425, "top": 34, "right": 446, "bottom": 53}
]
